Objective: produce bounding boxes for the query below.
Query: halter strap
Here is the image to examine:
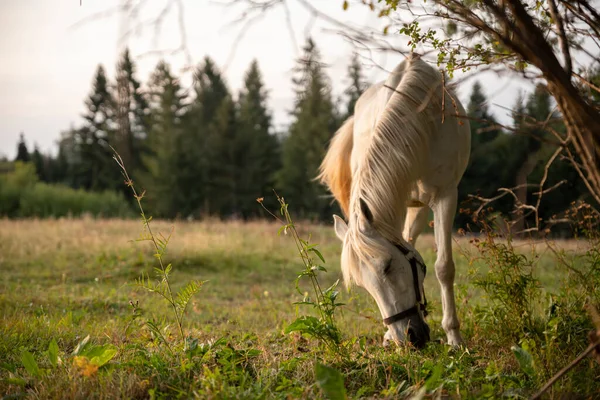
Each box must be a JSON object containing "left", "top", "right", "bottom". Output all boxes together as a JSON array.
[{"left": 382, "top": 243, "right": 428, "bottom": 326}]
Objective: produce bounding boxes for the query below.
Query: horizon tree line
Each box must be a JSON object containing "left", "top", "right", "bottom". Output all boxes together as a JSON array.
[{"left": 7, "top": 39, "right": 593, "bottom": 231}]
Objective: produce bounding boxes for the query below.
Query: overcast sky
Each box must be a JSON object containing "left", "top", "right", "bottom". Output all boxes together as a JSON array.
[{"left": 0, "top": 0, "right": 527, "bottom": 159}]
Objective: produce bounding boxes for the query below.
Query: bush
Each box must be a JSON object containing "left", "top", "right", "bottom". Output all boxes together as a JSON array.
[
  {"left": 460, "top": 206, "right": 600, "bottom": 393},
  {"left": 0, "top": 162, "right": 132, "bottom": 218}
]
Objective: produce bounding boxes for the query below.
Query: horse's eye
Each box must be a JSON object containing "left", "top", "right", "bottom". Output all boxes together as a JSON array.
[{"left": 383, "top": 261, "right": 392, "bottom": 276}]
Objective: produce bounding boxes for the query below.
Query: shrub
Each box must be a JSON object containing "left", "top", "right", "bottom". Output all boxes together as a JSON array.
[{"left": 0, "top": 162, "right": 132, "bottom": 218}]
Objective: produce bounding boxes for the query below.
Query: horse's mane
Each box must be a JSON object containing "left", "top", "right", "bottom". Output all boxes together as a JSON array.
[
  {"left": 341, "top": 55, "right": 445, "bottom": 285},
  {"left": 317, "top": 116, "right": 354, "bottom": 217}
]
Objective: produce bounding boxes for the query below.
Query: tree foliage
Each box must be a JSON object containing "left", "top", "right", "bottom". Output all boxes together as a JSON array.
[
  {"left": 237, "top": 60, "right": 280, "bottom": 217},
  {"left": 456, "top": 80, "right": 589, "bottom": 233},
  {"left": 142, "top": 61, "right": 187, "bottom": 217},
  {"left": 15, "top": 133, "right": 30, "bottom": 163},
  {"left": 277, "top": 39, "right": 341, "bottom": 219},
  {"left": 72, "top": 65, "right": 119, "bottom": 191},
  {"left": 343, "top": 53, "right": 369, "bottom": 119},
  {"left": 113, "top": 49, "right": 150, "bottom": 182}
]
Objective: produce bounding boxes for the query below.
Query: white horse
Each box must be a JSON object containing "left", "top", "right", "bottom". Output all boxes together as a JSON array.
[{"left": 318, "top": 54, "right": 470, "bottom": 348}]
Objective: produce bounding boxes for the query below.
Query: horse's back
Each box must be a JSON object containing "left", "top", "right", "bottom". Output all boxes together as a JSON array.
[{"left": 352, "top": 58, "right": 471, "bottom": 202}]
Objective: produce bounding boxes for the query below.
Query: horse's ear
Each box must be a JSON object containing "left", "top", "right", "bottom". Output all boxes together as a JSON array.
[
  {"left": 333, "top": 215, "right": 348, "bottom": 241},
  {"left": 359, "top": 198, "right": 373, "bottom": 223}
]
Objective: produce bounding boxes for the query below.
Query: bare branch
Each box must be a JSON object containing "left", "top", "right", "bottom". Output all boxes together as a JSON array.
[{"left": 547, "top": 0, "right": 572, "bottom": 76}]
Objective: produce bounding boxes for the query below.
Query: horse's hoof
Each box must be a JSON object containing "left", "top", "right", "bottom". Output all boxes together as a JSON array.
[{"left": 446, "top": 331, "right": 464, "bottom": 347}]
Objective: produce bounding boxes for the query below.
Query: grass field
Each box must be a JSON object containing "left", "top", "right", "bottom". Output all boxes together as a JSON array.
[{"left": 0, "top": 217, "right": 598, "bottom": 399}]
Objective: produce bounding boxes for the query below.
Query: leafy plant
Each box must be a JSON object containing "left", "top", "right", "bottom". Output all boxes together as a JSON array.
[
  {"left": 71, "top": 335, "right": 118, "bottom": 376},
  {"left": 463, "top": 214, "right": 542, "bottom": 342},
  {"left": 112, "top": 150, "right": 205, "bottom": 350},
  {"left": 20, "top": 351, "right": 41, "bottom": 378},
  {"left": 18, "top": 339, "right": 63, "bottom": 380},
  {"left": 259, "top": 193, "right": 344, "bottom": 352}
]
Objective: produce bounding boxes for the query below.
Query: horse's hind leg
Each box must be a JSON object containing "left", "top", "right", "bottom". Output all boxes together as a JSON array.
[
  {"left": 402, "top": 206, "right": 429, "bottom": 246},
  {"left": 431, "top": 189, "right": 463, "bottom": 346}
]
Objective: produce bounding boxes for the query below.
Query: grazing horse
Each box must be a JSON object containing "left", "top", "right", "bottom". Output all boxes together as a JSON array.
[{"left": 318, "top": 54, "right": 470, "bottom": 348}]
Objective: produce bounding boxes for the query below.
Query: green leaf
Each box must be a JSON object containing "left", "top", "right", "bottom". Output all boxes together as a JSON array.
[
  {"left": 310, "top": 248, "right": 326, "bottom": 263},
  {"left": 83, "top": 344, "right": 118, "bottom": 367},
  {"left": 511, "top": 345, "right": 535, "bottom": 377},
  {"left": 245, "top": 348, "right": 261, "bottom": 358},
  {"left": 48, "top": 339, "right": 59, "bottom": 368},
  {"left": 175, "top": 279, "right": 205, "bottom": 312},
  {"left": 284, "top": 316, "right": 321, "bottom": 335},
  {"left": 325, "top": 279, "right": 340, "bottom": 292},
  {"left": 315, "top": 363, "right": 347, "bottom": 400},
  {"left": 277, "top": 225, "right": 288, "bottom": 236},
  {"left": 6, "top": 375, "right": 27, "bottom": 386},
  {"left": 146, "top": 320, "right": 173, "bottom": 352},
  {"left": 185, "top": 336, "right": 199, "bottom": 354},
  {"left": 20, "top": 351, "right": 41, "bottom": 377}
]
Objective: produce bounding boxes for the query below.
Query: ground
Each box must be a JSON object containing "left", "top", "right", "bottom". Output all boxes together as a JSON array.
[{"left": 0, "top": 218, "right": 598, "bottom": 399}]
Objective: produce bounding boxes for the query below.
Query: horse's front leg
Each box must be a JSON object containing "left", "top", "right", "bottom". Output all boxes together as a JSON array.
[{"left": 431, "top": 189, "right": 463, "bottom": 346}]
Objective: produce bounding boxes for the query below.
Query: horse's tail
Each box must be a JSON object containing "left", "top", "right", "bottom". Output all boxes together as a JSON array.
[{"left": 318, "top": 116, "right": 354, "bottom": 217}]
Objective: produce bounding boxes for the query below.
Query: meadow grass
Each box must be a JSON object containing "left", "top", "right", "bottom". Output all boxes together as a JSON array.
[{"left": 0, "top": 218, "right": 598, "bottom": 399}]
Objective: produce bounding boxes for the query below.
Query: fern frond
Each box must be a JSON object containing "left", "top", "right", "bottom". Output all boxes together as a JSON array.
[
  {"left": 133, "top": 273, "right": 171, "bottom": 303},
  {"left": 175, "top": 280, "right": 206, "bottom": 315}
]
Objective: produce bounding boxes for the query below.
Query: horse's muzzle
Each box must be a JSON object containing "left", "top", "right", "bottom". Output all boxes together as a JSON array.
[{"left": 407, "top": 314, "right": 431, "bottom": 349}]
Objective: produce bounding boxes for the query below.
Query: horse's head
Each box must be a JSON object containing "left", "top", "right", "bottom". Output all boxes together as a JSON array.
[{"left": 332, "top": 201, "right": 430, "bottom": 348}]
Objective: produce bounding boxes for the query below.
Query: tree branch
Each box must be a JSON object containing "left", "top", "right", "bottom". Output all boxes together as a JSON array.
[{"left": 547, "top": 0, "right": 572, "bottom": 76}]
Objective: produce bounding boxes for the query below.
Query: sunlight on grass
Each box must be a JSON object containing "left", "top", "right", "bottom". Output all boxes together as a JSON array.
[{"left": 0, "top": 218, "right": 598, "bottom": 398}]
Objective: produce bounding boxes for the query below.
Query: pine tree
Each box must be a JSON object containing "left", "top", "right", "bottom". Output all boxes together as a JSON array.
[
  {"left": 512, "top": 84, "right": 555, "bottom": 232},
  {"left": 177, "top": 57, "right": 231, "bottom": 218},
  {"left": 467, "top": 81, "right": 500, "bottom": 146},
  {"left": 49, "top": 141, "right": 69, "bottom": 185},
  {"left": 277, "top": 39, "right": 338, "bottom": 218},
  {"left": 466, "top": 81, "right": 487, "bottom": 119},
  {"left": 72, "top": 65, "right": 118, "bottom": 191},
  {"left": 15, "top": 133, "right": 30, "bottom": 163},
  {"left": 237, "top": 60, "right": 279, "bottom": 217},
  {"left": 143, "top": 61, "right": 187, "bottom": 217},
  {"left": 31, "top": 145, "right": 46, "bottom": 181},
  {"left": 113, "top": 49, "right": 149, "bottom": 179},
  {"left": 344, "top": 53, "right": 368, "bottom": 119},
  {"left": 206, "top": 96, "right": 239, "bottom": 216},
  {"left": 456, "top": 81, "right": 507, "bottom": 228}
]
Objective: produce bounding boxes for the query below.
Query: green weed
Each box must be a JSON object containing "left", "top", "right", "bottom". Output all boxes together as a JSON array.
[
  {"left": 259, "top": 194, "right": 344, "bottom": 354},
  {"left": 112, "top": 150, "right": 205, "bottom": 349}
]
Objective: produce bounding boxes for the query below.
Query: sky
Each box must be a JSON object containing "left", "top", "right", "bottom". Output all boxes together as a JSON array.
[{"left": 0, "top": 0, "right": 527, "bottom": 159}]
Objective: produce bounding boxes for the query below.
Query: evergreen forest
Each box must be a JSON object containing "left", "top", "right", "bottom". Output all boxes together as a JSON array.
[{"left": 3, "top": 39, "right": 595, "bottom": 233}]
